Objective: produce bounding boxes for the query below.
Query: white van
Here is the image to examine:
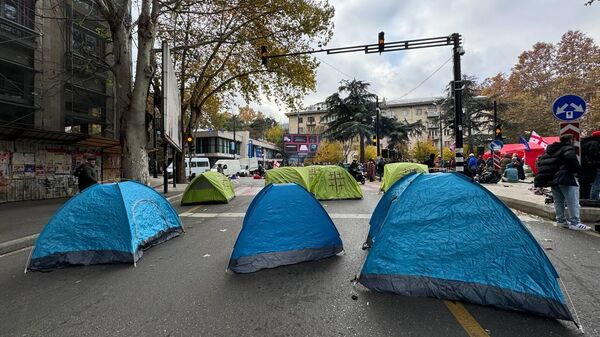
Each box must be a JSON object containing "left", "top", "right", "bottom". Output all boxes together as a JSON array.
[
  {"left": 239, "top": 158, "right": 259, "bottom": 176},
  {"left": 211, "top": 159, "right": 241, "bottom": 177},
  {"left": 167, "top": 157, "right": 210, "bottom": 178}
]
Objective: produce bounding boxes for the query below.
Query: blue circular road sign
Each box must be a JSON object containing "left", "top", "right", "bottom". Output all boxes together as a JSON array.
[
  {"left": 552, "top": 94, "right": 586, "bottom": 122},
  {"left": 490, "top": 140, "right": 504, "bottom": 151}
]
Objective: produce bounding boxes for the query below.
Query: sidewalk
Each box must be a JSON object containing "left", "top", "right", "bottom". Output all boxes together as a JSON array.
[
  {"left": 0, "top": 179, "right": 187, "bottom": 255},
  {"left": 483, "top": 180, "right": 600, "bottom": 228}
]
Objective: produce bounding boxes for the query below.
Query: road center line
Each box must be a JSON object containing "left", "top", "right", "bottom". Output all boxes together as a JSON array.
[{"left": 444, "top": 300, "right": 489, "bottom": 337}]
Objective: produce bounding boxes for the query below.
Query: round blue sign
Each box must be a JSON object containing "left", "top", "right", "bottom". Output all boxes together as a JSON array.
[
  {"left": 552, "top": 94, "right": 586, "bottom": 122},
  {"left": 490, "top": 140, "right": 504, "bottom": 151}
]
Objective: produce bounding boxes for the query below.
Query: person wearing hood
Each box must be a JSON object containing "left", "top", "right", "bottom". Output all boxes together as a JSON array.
[{"left": 534, "top": 134, "right": 590, "bottom": 231}]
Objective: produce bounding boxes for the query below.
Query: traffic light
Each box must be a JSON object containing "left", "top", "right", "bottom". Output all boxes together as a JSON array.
[
  {"left": 495, "top": 124, "right": 503, "bottom": 140},
  {"left": 260, "top": 46, "right": 268, "bottom": 66},
  {"left": 372, "top": 135, "right": 377, "bottom": 146},
  {"left": 378, "top": 32, "right": 385, "bottom": 53},
  {"left": 186, "top": 134, "right": 193, "bottom": 144}
]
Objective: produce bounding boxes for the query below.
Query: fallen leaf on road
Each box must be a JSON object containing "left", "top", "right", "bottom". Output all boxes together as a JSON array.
[
  {"left": 75, "top": 280, "right": 81, "bottom": 284},
  {"left": 542, "top": 239, "right": 552, "bottom": 242},
  {"left": 203, "top": 254, "right": 211, "bottom": 257},
  {"left": 220, "top": 229, "right": 227, "bottom": 232}
]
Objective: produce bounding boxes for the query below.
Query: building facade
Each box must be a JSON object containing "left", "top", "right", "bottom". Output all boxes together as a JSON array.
[
  {"left": 286, "top": 102, "right": 330, "bottom": 135},
  {"left": 193, "top": 130, "right": 281, "bottom": 167},
  {"left": 0, "top": 0, "right": 120, "bottom": 203},
  {"left": 380, "top": 97, "right": 453, "bottom": 150}
]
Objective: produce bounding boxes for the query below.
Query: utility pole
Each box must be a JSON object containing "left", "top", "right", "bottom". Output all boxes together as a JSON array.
[
  {"left": 452, "top": 33, "right": 465, "bottom": 173},
  {"left": 233, "top": 114, "right": 237, "bottom": 160},
  {"left": 376, "top": 96, "right": 380, "bottom": 157},
  {"left": 493, "top": 100, "right": 497, "bottom": 135}
]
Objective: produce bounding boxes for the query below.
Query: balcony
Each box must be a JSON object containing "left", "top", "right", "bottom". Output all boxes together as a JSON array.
[{"left": 0, "top": 1, "right": 37, "bottom": 49}]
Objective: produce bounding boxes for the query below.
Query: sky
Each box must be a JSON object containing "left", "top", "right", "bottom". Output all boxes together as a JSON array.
[{"left": 241, "top": 0, "right": 600, "bottom": 124}]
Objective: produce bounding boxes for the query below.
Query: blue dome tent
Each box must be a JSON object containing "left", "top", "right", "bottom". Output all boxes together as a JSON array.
[
  {"left": 363, "top": 172, "right": 420, "bottom": 249},
  {"left": 228, "top": 183, "right": 343, "bottom": 273},
  {"left": 358, "top": 173, "right": 573, "bottom": 321},
  {"left": 27, "top": 181, "right": 183, "bottom": 271}
]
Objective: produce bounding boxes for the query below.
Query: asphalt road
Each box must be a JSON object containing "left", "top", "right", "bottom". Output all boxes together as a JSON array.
[{"left": 1, "top": 177, "right": 599, "bottom": 337}]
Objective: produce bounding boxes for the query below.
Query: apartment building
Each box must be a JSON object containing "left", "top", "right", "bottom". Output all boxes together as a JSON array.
[{"left": 0, "top": 0, "right": 120, "bottom": 202}]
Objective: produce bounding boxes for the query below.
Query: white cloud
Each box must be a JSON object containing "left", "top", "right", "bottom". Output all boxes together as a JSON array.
[{"left": 240, "top": 0, "right": 600, "bottom": 124}]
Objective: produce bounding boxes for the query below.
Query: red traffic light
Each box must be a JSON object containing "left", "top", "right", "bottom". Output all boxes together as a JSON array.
[{"left": 378, "top": 32, "right": 385, "bottom": 53}]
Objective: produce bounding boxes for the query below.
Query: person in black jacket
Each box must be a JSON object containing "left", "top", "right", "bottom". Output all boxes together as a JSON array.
[
  {"left": 534, "top": 134, "right": 590, "bottom": 230},
  {"left": 579, "top": 131, "right": 600, "bottom": 199},
  {"left": 74, "top": 156, "right": 98, "bottom": 192}
]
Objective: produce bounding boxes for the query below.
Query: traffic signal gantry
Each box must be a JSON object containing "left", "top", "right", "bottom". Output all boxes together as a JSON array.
[{"left": 259, "top": 32, "right": 467, "bottom": 172}]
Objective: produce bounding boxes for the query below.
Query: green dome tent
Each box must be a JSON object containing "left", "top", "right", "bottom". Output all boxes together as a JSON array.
[
  {"left": 309, "top": 165, "right": 362, "bottom": 200},
  {"left": 265, "top": 167, "right": 309, "bottom": 189},
  {"left": 381, "top": 163, "right": 429, "bottom": 192},
  {"left": 181, "top": 171, "right": 235, "bottom": 205}
]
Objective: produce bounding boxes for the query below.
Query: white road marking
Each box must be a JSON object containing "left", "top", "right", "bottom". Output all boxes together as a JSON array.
[{"left": 181, "top": 212, "right": 371, "bottom": 219}]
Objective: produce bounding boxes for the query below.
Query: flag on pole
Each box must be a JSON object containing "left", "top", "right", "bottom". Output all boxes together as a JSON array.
[
  {"left": 528, "top": 131, "right": 548, "bottom": 149},
  {"left": 519, "top": 136, "right": 531, "bottom": 151}
]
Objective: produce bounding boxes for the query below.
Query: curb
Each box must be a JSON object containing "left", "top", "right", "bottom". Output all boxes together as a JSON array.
[
  {"left": 0, "top": 234, "right": 37, "bottom": 256},
  {"left": 497, "top": 195, "right": 600, "bottom": 226}
]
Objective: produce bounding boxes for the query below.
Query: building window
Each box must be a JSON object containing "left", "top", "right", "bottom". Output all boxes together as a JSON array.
[
  {"left": 298, "top": 127, "right": 304, "bottom": 133},
  {"left": 307, "top": 126, "right": 315, "bottom": 133},
  {"left": 1, "top": 0, "right": 34, "bottom": 29},
  {"left": 72, "top": 25, "right": 105, "bottom": 57},
  {"left": 416, "top": 108, "right": 423, "bottom": 116},
  {"left": 307, "top": 116, "right": 315, "bottom": 123},
  {"left": 298, "top": 117, "right": 303, "bottom": 123}
]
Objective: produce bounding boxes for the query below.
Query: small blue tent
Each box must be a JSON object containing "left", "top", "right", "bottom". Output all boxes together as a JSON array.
[
  {"left": 229, "top": 183, "right": 343, "bottom": 273},
  {"left": 364, "top": 172, "right": 420, "bottom": 248},
  {"left": 27, "top": 181, "right": 183, "bottom": 271},
  {"left": 359, "top": 173, "right": 573, "bottom": 321}
]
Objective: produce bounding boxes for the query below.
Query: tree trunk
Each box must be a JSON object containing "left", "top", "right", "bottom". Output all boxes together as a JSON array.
[
  {"left": 359, "top": 132, "right": 365, "bottom": 163},
  {"left": 120, "top": 0, "right": 156, "bottom": 183},
  {"left": 175, "top": 15, "right": 192, "bottom": 184}
]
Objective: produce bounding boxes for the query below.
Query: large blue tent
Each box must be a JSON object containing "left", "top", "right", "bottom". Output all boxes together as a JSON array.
[
  {"left": 228, "top": 183, "right": 343, "bottom": 273},
  {"left": 27, "top": 181, "right": 183, "bottom": 271},
  {"left": 359, "top": 173, "right": 573, "bottom": 321}
]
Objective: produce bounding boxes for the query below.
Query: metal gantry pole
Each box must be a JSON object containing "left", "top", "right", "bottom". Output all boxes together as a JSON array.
[
  {"left": 376, "top": 96, "right": 381, "bottom": 157},
  {"left": 452, "top": 33, "right": 464, "bottom": 173}
]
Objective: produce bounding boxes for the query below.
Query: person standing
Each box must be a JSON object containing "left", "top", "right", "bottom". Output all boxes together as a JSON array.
[
  {"left": 511, "top": 154, "right": 526, "bottom": 180},
  {"left": 422, "top": 153, "right": 435, "bottom": 168},
  {"left": 534, "top": 134, "right": 590, "bottom": 231},
  {"left": 376, "top": 158, "right": 385, "bottom": 182},
  {"left": 367, "top": 159, "right": 376, "bottom": 182},
  {"left": 74, "top": 156, "right": 98, "bottom": 192},
  {"left": 580, "top": 130, "right": 600, "bottom": 199}
]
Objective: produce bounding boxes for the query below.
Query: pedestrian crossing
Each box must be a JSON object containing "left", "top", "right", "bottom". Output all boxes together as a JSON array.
[{"left": 232, "top": 182, "right": 381, "bottom": 197}]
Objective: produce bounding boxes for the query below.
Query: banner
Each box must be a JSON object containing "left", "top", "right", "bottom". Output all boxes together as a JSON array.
[{"left": 0, "top": 152, "right": 9, "bottom": 177}]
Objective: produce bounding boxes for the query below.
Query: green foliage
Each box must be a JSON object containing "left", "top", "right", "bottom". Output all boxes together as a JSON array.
[
  {"left": 313, "top": 140, "right": 344, "bottom": 164},
  {"left": 265, "top": 124, "right": 285, "bottom": 148},
  {"left": 159, "top": 0, "right": 335, "bottom": 131},
  {"left": 411, "top": 141, "right": 438, "bottom": 162},
  {"left": 481, "top": 30, "right": 600, "bottom": 137},
  {"left": 440, "top": 75, "right": 501, "bottom": 150}
]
